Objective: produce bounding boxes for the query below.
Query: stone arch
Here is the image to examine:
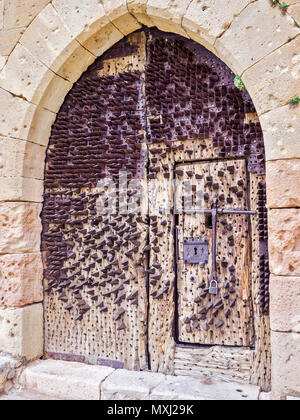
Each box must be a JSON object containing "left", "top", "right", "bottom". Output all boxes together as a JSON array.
[{"left": 0, "top": 0, "right": 299, "bottom": 399}]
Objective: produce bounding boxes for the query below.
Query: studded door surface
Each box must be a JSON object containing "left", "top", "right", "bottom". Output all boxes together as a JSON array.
[
  {"left": 43, "top": 32, "right": 149, "bottom": 369},
  {"left": 175, "top": 160, "right": 254, "bottom": 346},
  {"left": 43, "top": 28, "right": 270, "bottom": 382}
]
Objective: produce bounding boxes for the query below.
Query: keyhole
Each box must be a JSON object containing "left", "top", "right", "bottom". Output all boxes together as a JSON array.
[
  {"left": 194, "top": 247, "right": 198, "bottom": 256},
  {"left": 205, "top": 214, "right": 213, "bottom": 229}
]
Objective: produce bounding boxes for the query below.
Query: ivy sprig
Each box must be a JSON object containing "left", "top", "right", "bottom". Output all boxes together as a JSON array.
[
  {"left": 289, "top": 95, "right": 300, "bottom": 105},
  {"left": 279, "top": 2, "right": 289, "bottom": 11},
  {"left": 234, "top": 75, "right": 246, "bottom": 91}
]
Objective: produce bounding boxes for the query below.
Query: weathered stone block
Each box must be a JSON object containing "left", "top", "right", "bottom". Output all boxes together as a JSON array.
[
  {"left": 52, "top": 0, "right": 111, "bottom": 44},
  {"left": 27, "top": 106, "right": 56, "bottom": 147},
  {"left": 0, "top": 137, "right": 26, "bottom": 178},
  {"left": 271, "top": 331, "right": 300, "bottom": 399},
  {"left": 150, "top": 375, "right": 260, "bottom": 400},
  {"left": 0, "top": 27, "right": 26, "bottom": 56},
  {"left": 0, "top": 202, "right": 42, "bottom": 254},
  {"left": 148, "top": 0, "right": 191, "bottom": 37},
  {"left": 0, "top": 355, "right": 20, "bottom": 394},
  {"left": 101, "top": 369, "right": 165, "bottom": 400},
  {"left": 0, "top": 253, "right": 43, "bottom": 308},
  {"left": 269, "top": 209, "right": 300, "bottom": 276},
  {"left": 287, "top": 396, "right": 300, "bottom": 400},
  {"left": 38, "top": 73, "right": 72, "bottom": 114},
  {"left": 128, "top": 0, "right": 155, "bottom": 27},
  {"left": 261, "top": 105, "right": 300, "bottom": 161},
  {"left": 52, "top": 0, "right": 124, "bottom": 56},
  {"left": 0, "top": 177, "right": 43, "bottom": 202},
  {"left": 3, "top": 0, "right": 50, "bottom": 30},
  {"left": 20, "top": 359, "right": 114, "bottom": 400},
  {"left": 267, "top": 159, "right": 300, "bottom": 208},
  {"left": 289, "top": 4, "right": 300, "bottom": 23},
  {"left": 215, "top": 0, "right": 300, "bottom": 75},
  {"left": 0, "top": 88, "right": 36, "bottom": 140},
  {"left": 20, "top": 4, "right": 95, "bottom": 84},
  {"left": 270, "top": 275, "right": 300, "bottom": 333},
  {"left": 102, "top": 0, "right": 141, "bottom": 35},
  {"left": 183, "top": 0, "right": 250, "bottom": 55},
  {"left": 0, "top": 57, "right": 7, "bottom": 72},
  {"left": 57, "top": 42, "right": 96, "bottom": 83},
  {"left": 0, "top": 43, "right": 54, "bottom": 104},
  {"left": 0, "top": 304, "right": 43, "bottom": 360},
  {"left": 0, "top": 137, "right": 45, "bottom": 180},
  {"left": 243, "top": 36, "right": 300, "bottom": 115},
  {"left": 0, "top": 1, "right": 3, "bottom": 29},
  {"left": 83, "top": 24, "right": 124, "bottom": 58},
  {"left": 23, "top": 142, "right": 46, "bottom": 180}
]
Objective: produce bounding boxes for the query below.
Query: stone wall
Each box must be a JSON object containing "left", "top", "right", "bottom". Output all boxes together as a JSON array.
[{"left": 0, "top": 0, "right": 299, "bottom": 399}]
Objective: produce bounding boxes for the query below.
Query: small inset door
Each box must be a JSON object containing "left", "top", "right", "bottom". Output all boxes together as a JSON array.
[{"left": 175, "top": 159, "right": 254, "bottom": 347}]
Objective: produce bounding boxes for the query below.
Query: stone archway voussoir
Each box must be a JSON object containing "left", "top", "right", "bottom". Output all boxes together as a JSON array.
[
  {"left": 182, "top": 0, "right": 251, "bottom": 59},
  {"left": 214, "top": 0, "right": 300, "bottom": 76}
]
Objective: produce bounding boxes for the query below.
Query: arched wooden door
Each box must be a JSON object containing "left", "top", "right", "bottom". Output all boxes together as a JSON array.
[{"left": 42, "top": 29, "right": 270, "bottom": 389}]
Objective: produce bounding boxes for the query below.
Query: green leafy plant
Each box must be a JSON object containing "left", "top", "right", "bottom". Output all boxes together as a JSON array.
[
  {"left": 289, "top": 95, "right": 300, "bottom": 105},
  {"left": 279, "top": 2, "right": 289, "bottom": 10},
  {"left": 234, "top": 75, "right": 246, "bottom": 91}
]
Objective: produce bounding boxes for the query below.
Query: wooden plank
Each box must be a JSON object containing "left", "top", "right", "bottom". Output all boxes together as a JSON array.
[
  {"left": 174, "top": 345, "right": 253, "bottom": 384},
  {"left": 249, "top": 173, "right": 271, "bottom": 391},
  {"left": 44, "top": 31, "right": 149, "bottom": 371},
  {"left": 175, "top": 160, "right": 254, "bottom": 346}
]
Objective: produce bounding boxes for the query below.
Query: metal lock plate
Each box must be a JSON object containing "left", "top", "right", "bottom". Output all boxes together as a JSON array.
[{"left": 183, "top": 238, "right": 209, "bottom": 265}]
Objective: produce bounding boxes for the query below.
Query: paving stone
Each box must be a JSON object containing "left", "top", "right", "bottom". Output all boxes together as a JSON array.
[
  {"left": 19, "top": 359, "right": 114, "bottom": 400},
  {"left": 287, "top": 395, "right": 300, "bottom": 400},
  {"left": 0, "top": 389, "right": 63, "bottom": 400},
  {"left": 101, "top": 369, "right": 165, "bottom": 400},
  {"left": 259, "top": 392, "right": 272, "bottom": 400},
  {"left": 150, "top": 375, "right": 260, "bottom": 400}
]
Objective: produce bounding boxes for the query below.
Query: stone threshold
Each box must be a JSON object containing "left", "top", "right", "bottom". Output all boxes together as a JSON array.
[{"left": 0, "top": 359, "right": 262, "bottom": 400}]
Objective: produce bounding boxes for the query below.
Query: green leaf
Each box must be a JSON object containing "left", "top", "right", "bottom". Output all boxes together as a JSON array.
[
  {"left": 279, "top": 2, "right": 289, "bottom": 10},
  {"left": 234, "top": 75, "right": 246, "bottom": 91},
  {"left": 289, "top": 96, "right": 300, "bottom": 104},
  {"left": 294, "top": 19, "right": 300, "bottom": 28}
]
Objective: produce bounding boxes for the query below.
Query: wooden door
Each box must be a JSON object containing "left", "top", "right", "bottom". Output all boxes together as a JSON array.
[
  {"left": 175, "top": 159, "right": 254, "bottom": 346},
  {"left": 43, "top": 29, "right": 270, "bottom": 387}
]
